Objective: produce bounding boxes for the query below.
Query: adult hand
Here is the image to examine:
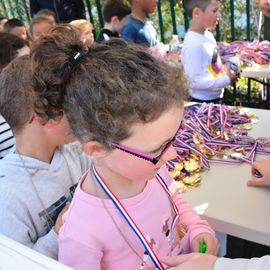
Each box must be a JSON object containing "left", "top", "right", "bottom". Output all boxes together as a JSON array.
[
  {"left": 247, "top": 159, "right": 270, "bottom": 186},
  {"left": 162, "top": 253, "right": 217, "bottom": 270},
  {"left": 54, "top": 202, "right": 70, "bottom": 234},
  {"left": 191, "top": 233, "right": 219, "bottom": 255},
  {"left": 259, "top": 0, "right": 270, "bottom": 17}
]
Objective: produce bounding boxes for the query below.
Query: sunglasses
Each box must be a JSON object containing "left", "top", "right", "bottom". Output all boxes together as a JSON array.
[{"left": 111, "top": 135, "right": 177, "bottom": 165}]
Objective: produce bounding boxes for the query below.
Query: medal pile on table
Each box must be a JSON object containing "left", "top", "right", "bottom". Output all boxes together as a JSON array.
[
  {"left": 168, "top": 103, "right": 270, "bottom": 192},
  {"left": 218, "top": 40, "right": 270, "bottom": 69}
]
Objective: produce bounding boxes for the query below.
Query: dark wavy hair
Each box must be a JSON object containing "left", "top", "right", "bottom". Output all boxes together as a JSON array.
[
  {"left": 30, "top": 24, "right": 87, "bottom": 122},
  {"left": 64, "top": 39, "right": 187, "bottom": 146},
  {"left": 3, "top": 18, "right": 24, "bottom": 32},
  {"left": 31, "top": 32, "right": 187, "bottom": 146},
  {"left": 0, "top": 32, "right": 28, "bottom": 70},
  {"left": 102, "top": 0, "right": 131, "bottom": 23}
]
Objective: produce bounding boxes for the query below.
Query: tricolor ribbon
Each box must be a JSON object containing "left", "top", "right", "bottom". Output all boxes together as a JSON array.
[{"left": 92, "top": 164, "right": 180, "bottom": 270}]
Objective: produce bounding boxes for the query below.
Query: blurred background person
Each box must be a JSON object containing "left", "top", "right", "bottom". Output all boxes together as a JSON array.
[
  {"left": 0, "top": 16, "right": 7, "bottom": 31},
  {"left": 30, "top": 15, "right": 55, "bottom": 42},
  {"left": 96, "top": 0, "right": 131, "bottom": 42},
  {"left": 70, "top": 19, "right": 94, "bottom": 46},
  {"left": 34, "top": 9, "right": 57, "bottom": 24},
  {"left": 30, "top": 0, "right": 86, "bottom": 23},
  {"left": 259, "top": 0, "right": 270, "bottom": 16},
  {"left": 0, "top": 32, "right": 29, "bottom": 72},
  {"left": 0, "top": 32, "right": 29, "bottom": 159},
  {"left": 3, "top": 18, "right": 28, "bottom": 41}
]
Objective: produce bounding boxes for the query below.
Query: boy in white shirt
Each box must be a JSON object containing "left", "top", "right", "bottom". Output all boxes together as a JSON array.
[{"left": 181, "top": 0, "right": 237, "bottom": 103}]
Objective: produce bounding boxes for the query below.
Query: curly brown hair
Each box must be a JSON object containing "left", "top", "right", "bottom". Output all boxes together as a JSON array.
[
  {"left": 30, "top": 24, "right": 88, "bottom": 122},
  {"left": 63, "top": 39, "right": 187, "bottom": 146},
  {"left": 31, "top": 32, "right": 187, "bottom": 146}
]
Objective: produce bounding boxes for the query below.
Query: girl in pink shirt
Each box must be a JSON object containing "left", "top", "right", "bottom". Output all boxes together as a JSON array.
[{"left": 32, "top": 35, "right": 219, "bottom": 270}]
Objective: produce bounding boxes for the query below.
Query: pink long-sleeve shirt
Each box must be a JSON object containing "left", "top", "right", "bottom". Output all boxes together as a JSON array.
[{"left": 59, "top": 165, "right": 214, "bottom": 270}]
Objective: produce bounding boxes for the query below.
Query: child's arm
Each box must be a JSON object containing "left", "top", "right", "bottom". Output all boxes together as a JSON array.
[
  {"left": 0, "top": 196, "right": 58, "bottom": 259},
  {"left": 163, "top": 253, "right": 270, "bottom": 270},
  {"left": 58, "top": 236, "right": 102, "bottom": 270},
  {"left": 170, "top": 186, "right": 218, "bottom": 255},
  {"left": 162, "top": 168, "right": 217, "bottom": 254}
]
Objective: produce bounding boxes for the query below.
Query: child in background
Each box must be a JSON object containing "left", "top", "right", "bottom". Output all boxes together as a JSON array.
[
  {"left": 0, "top": 32, "right": 29, "bottom": 72},
  {"left": 32, "top": 36, "right": 219, "bottom": 269},
  {"left": 70, "top": 19, "right": 94, "bottom": 46},
  {"left": 34, "top": 9, "right": 57, "bottom": 24},
  {"left": 259, "top": 0, "right": 270, "bottom": 17},
  {"left": 96, "top": 0, "right": 131, "bottom": 42},
  {"left": 0, "top": 29, "right": 90, "bottom": 259},
  {"left": 0, "top": 16, "right": 7, "bottom": 31},
  {"left": 3, "top": 18, "right": 28, "bottom": 41},
  {"left": 30, "top": 0, "right": 86, "bottom": 23},
  {"left": 121, "top": 0, "right": 159, "bottom": 47},
  {"left": 30, "top": 15, "right": 55, "bottom": 41},
  {"left": 0, "top": 32, "right": 29, "bottom": 159},
  {"left": 181, "top": 0, "right": 237, "bottom": 103}
]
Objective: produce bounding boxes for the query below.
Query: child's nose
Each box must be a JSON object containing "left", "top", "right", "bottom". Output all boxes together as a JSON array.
[{"left": 161, "top": 144, "right": 178, "bottom": 162}]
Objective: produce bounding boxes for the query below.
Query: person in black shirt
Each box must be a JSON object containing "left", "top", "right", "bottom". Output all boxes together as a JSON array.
[
  {"left": 96, "top": 0, "right": 130, "bottom": 42},
  {"left": 30, "top": 0, "right": 86, "bottom": 23}
]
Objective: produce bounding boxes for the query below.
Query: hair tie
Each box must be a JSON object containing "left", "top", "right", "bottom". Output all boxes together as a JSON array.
[
  {"left": 73, "top": 51, "right": 82, "bottom": 61},
  {"left": 69, "top": 51, "right": 83, "bottom": 69}
]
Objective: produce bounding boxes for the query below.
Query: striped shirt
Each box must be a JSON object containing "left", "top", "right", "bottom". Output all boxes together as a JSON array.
[{"left": 0, "top": 115, "right": 15, "bottom": 159}]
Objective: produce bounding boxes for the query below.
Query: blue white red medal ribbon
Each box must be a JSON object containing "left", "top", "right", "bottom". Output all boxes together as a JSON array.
[
  {"left": 155, "top": 173, "right": 180, "bottom": 243},
  {"left": 92, "top": 164, "right": 171, "bottom": 270}
]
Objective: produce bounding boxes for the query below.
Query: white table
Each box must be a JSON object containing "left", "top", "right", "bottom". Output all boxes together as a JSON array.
[
  {"left": 0, "top": 234, "right": 71, "bottom": 270},
  {"left": 241, "top": 65, "right": 270, "bottom": 79},
  {"left": 181, "top": 107, "right": 270, "bottom": 246}
]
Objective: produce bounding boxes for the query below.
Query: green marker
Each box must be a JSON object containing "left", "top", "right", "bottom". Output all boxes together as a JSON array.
[{"left": 198, "top": 239, "right": 206, "bottom": 253}]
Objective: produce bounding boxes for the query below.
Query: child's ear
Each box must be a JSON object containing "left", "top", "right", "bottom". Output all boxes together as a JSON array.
[
  {"left": 111, "top": 16, "right": 120, "bottom": 26},
  {"left": 82, "top": 141, "right": 107, "bottom": 157},
  {"left": 192, "top": 7, "right": 202, "bottom": 18}
]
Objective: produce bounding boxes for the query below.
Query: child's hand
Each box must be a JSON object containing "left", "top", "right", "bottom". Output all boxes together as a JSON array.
[
  {"left": 224, "top": 63, "right": 239, "bottom": 84},
  {"left": 191, "top": 233, "right": 219, "bottom": 255},
  {"left": 162, "top": 253, "right": 217, "bottom": 270},
  {"left": 247, "top": 159, "right": 270, "bottom": 187},
  {"left": 167, "top": 50, "right": 181, "bottom": 62},
  {"left": 148, "top": 43, "right": 167, "bottom": 60},
  {"left": 54, "top": 202, "right": 70, "bottom": 234}
]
